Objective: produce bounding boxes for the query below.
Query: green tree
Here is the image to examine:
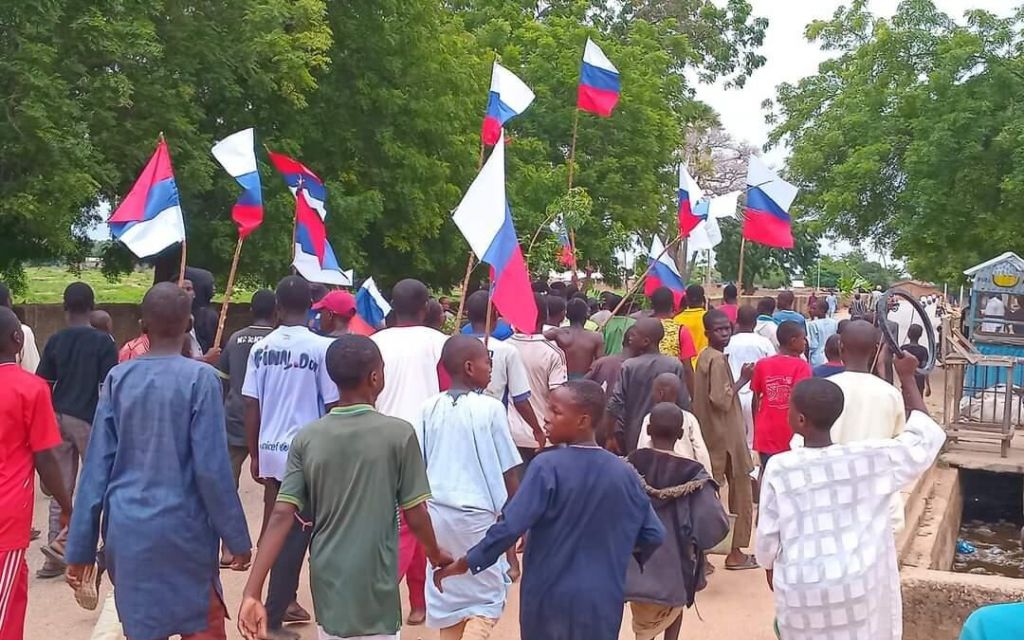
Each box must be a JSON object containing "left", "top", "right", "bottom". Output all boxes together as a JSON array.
[
  {"left": 0, "top": 0, "right": 332, "bottom": 291},
  {"left": 715, "top": 219, "right": 820, "bottom": 293},
  {"left": 767, "top": 0, "right": 1024, "bottom": 285}
]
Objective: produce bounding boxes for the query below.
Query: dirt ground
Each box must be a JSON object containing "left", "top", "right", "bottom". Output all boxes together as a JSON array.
[
  {"left": 23, "top": 469, "right": 780, "bottom": 640},
  {"left": 23, "top": 322, "right": 947, "bottom": 640}
]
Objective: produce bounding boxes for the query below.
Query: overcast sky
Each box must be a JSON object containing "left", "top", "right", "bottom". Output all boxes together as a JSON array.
[{"left": 695, "top": 0, "right": 1016, "bottom": 167}]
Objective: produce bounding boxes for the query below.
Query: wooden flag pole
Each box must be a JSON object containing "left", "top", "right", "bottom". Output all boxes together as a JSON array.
[
  {"left": 565, "top": 109, "right": 581, "bottom": 280},
  {"left": 601, "top": 234, "right": 683, "bottom": 327},
  {"left": 737, "top": 236, "right": 747, "bottom": 293},
  {"left": 177, "top": 238, "right": 188, "bottom": 286},
  {"left": 213, "top": 235, "right": 245, "bottom": 348},
  {"left": 453, "top": 251, "right": 476, "bottom": 335},
  {"left": 483, "top": 277, "right": 495, "bottom": 350}
]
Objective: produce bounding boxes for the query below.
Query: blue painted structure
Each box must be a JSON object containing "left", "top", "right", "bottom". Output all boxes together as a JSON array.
[{"left": 963, "top": 253, "right": 1024, "bottom": 389}]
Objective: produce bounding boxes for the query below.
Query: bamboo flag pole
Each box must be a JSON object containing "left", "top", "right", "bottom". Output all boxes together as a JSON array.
[
  {"left": 453, "top": 251, "right": 476, "bottom": 335},
  {"left": 565, "top": 109, "right": 581, "bottom": 282},
  {"left": 737, "top": 236, "right": 747, "bottom": 292},
  {"left": 177, "top": 238, "right": 188, "bottom": 286},
  {"left": 483, "top": 277, "right": 495, "bottom": 349},
  {"left": 213, "top": 235, "right": 245, "bottom": 348},
  {"left": 601, "top": 234, "right": 684, "bottom": 327}
]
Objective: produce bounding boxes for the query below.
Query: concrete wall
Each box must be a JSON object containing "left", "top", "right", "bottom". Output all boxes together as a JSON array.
[
  {"left": 14, "top": 303, "right": 254, "bottom": 352},
  {"left": 902, "top": 568, "right": 1024, "bottom": 640}
]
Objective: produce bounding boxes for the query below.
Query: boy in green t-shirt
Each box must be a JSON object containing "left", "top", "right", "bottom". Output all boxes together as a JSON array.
[{"left": 238, "top": 334, "right": 453, "bottom": 640}]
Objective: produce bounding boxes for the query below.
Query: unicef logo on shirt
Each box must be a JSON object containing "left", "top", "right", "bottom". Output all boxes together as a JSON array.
[{"left": 260, "top": 441, "right": 290, "bottom": 453}]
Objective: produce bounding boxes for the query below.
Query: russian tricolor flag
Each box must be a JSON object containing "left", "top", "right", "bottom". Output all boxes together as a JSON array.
[
  {"left": 356, "top": 277, "right": 392, "bottom": 329},
  {"left": 644, "top": 235, "right": 685, "bottom": 308},
  {"left": 482, "top": 62, "right": 535, "bottom": 146},
  {"left": 552, "top": 216, "right": 575, "bottom": 268},
  {"left": 108, "top": 139, "right": 186, "bottom": 258},
  {"left": 291, "top": 185, "right": 352, "bottom": 286},
  {"left": 578, "top": 38, "right": 620, "bottom": 117},
  {"left": 743, "top": 156, "right": 799, "bottom": 249},
  {"left": 452, "top": 130, "right": 538, "bottom": 333},
  {"left": 267, "top": 150, "right": 327, "bottom": 219},
  {"left": 211, "top": 128, "right": 263, "bottom": 238},
  {"left": 678, "top": 164, "right": 705, "bottom": 238}
]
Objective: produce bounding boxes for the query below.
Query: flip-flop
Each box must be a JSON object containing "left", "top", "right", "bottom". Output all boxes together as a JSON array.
[{"left": 724, "top": 555, "right": 759, "bottom": 570}]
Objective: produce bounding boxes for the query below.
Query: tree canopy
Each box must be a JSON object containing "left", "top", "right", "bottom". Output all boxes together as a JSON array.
[
  {"left": 1, "top": 0, "right": 769, "bottom": 293},
  {"left": 767, "top": 0, "right": 1024, "bottom": 285}
]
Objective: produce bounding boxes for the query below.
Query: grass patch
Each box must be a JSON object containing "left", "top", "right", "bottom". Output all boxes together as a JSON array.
[{"left": 13, "top": 266, "right": 257, "bottom": 305}]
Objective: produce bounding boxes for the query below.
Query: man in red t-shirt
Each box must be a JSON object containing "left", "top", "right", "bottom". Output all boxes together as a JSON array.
[
  {"left": 0, "top": 307, "right": 72, "bottom": 639},
  {"left": 751, "top": 320, "right": 812, "bottom": 476}
]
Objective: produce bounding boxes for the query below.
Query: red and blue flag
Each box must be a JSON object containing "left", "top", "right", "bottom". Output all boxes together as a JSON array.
[
  {"left": 578, "top": 38, "right": 620, "bottom": 117},
  {"left": 108, "top": 139, "right": 186, "bottom": 258}
]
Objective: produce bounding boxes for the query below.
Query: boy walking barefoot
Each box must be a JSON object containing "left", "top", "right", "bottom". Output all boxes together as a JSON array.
[
  {"left": 691, "top": 309, "right": 756, "bottom": 570},
  {"left": 0, "top": 307, "right": 73, "bottom": 639},
  {"left": 65, "top": 283, "right": 252, "bottom": 640},
  {"left": 415, "top": 336, "right": 522, "bottom": 639},
  {"left": 756, "top": 353, "right": 945, "bottom": 640},
  {"left": 625, "top": 402, "right": 730, "bottom": 640},
  {"left": 434, "top": 380, "right": 665, "bottom": 640},
  {"left": 239, "top": 335, "right": 452, "bottom": 640}
]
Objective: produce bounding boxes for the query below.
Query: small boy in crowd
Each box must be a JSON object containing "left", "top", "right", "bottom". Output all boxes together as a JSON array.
[
  {"left": 755, "top": 353, "right": 945, "bottom": 640},
  {"left": 806, "top": 300, "right": 838, "bottom": 367},
  {"left": 608, "top": 318, "right": 690, "bottom": 455},
  {"left": 692, "top": 310, "right": 756, "bottom": 570},
  {"left": 625, "top": 401, "right": 730, "bottom": 640},
  {"left": 812, "top": 334, "right": 845, "bottom": 378},
  {"left": 901, "top": 323, "right": 931, "bottom": 396},
  {"left": 0, "top": 307, "right": 72, "bottom": 638},
  {"left": 414, "top": 336, "right": 522, "bottom": 640},
  {"left": 750, "top": 320, "right": 812, "bottom": 474},
  {"left": 434, "top": 380, "right": 665, "bottom": 640},
  {"left": 239, "top": 335, "right": 451, "bottom": 640},
  {"left": 65, "top": 283, "right": 251, "bottom": 640},
  {"left": 636, "top": 374, "right": 711, "bottom": 473}
]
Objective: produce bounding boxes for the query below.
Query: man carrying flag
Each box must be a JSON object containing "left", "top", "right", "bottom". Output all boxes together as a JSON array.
[
  {"left": 481, "top": 62, "right": 535, "bottom": 145},
  {"left": 743, "top": 156, "right": 799, "bottom": 249}
]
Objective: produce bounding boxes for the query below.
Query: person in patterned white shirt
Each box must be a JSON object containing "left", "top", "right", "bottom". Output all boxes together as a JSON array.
[{"left": 756, "top": 351, "right": 945, "bottom": 640}]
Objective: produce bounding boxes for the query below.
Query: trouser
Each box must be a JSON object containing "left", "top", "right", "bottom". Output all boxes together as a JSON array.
[
  {"left": 48, "top": 413, "right": 91, "bottom": 544},
  {"left": 712, "top": 452, "right": 753, "bottom": 549},
  {"left": 0, "top": 549, "right": 28, "bottom": 640},
  {"left": 397, "top": 512, "right": 426, "bottom": 612},
  {"left": 228, "top": 445, "right": 248, "bottom": 488},
  {"left": 126, "top": 587, "right": 227, "bottom": 640},
  {"left": 515, "top": 447, "right": 537, "bottom": 480},
  {"left": 265, "top": 501, "right": 313, "bottom": 629},
  {"left": 440, "top": 616, "right": 498, "bottom": 640}
]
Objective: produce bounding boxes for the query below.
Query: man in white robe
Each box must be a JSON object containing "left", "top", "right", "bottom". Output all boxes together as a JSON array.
[{"left": 756, "top": 352, "right": 945, "bottom": 640}]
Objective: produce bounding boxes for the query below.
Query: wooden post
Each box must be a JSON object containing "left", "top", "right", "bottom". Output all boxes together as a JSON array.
[
  {"left": 213, "top": 236, "right": 244, "bottom": 348},
  {"left": 737, "top": 236, "right": 747, "bottom": 293},
  {"left": 453, "top": 252, "right": 476, "bottom": 334},
  {"left": 177, "top": 238, "right": 187, "bottom": 286}
]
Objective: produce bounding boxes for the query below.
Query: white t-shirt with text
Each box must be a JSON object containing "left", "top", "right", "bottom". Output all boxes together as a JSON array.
[
  {"left": 371, "top": 326, "right": 449, "bottom": 425},
  {"left": 241, "top": 325, "right": 339, "bottom": 481}
]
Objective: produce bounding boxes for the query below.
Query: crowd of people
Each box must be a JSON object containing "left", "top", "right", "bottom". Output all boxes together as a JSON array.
[{"left": 0, "top": 273, "right": 957, "bottom": 640}]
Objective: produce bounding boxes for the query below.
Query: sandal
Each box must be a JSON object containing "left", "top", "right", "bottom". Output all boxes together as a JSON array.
[{"left": 724, "top": 555, "right": 759, "bottom": 571}]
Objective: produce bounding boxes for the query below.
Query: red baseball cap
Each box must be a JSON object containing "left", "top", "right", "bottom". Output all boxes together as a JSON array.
[{"left": 312, "top": 290, "right": 356, "bottom": 316}]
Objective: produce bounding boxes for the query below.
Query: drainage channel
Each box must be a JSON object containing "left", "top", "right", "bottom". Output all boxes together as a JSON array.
[{"left": 953, "top": 469, "right": 1024, "bottom": 578}]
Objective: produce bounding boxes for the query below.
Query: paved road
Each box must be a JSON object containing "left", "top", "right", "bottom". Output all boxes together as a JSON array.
[{"left": 24, "top": 472, "right": 778, "bottom": 640}]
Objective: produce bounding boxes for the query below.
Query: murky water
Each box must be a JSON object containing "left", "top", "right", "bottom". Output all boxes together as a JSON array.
[
  {"left": 953, "top": 469, "right": 1024, "bottom": 578},
  {"left": 953, "top": 519, "right": 1024, "bottom": 578}
]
